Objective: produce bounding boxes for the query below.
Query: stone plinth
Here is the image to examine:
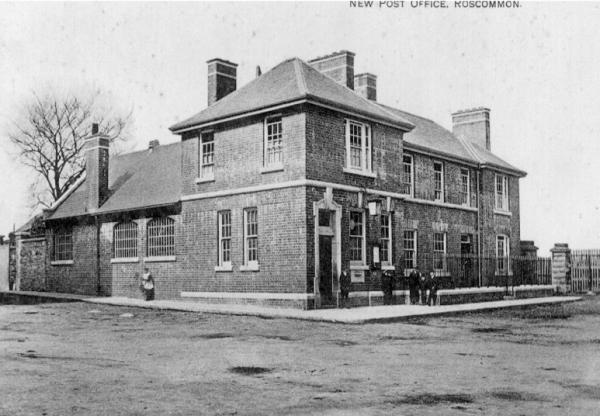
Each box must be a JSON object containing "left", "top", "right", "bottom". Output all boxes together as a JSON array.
[{"left": 551, "top": 243, "right": 571, "bottom": 294}]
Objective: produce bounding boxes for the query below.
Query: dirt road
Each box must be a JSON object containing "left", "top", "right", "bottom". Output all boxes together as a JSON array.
[{"left": 1, "top": 297, "right": 599, "bottom": 415}]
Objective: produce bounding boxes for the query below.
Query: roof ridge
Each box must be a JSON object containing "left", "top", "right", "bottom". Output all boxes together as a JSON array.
[
  {"left": 298, "top": 59, "right": 414, "bottom": 129},
  {"left": 377, "top": 103, "right": 439, "bottom": 125},
  {"left": 293, "top": 58, "right": 308, "bottom": 96}
]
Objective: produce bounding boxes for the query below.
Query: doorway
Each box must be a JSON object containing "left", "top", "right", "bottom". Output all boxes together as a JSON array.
[
  {"left": 460, "top": 234, "right": 473, "bottom": 286},
  {"left": 318, "top": 235, "right": 334, "bottom": 306}
]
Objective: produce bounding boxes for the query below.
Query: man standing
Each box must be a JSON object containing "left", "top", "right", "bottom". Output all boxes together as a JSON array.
[
  {"left": 408, "top": 269, "right": 420, "bottom": 305},
  {"left": 419, "top": 272, "right": 428, "bottom": 305},
  {"left": 339, "top": 269, "right": 351, "bottom": 308},
  {"left": 427, "top": 271, "right": 438, "bottom": 306}
]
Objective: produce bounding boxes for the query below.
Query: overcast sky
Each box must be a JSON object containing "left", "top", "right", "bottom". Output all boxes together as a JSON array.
[{"left": 1, "top": 1, "right": 599, "bottom": 254}]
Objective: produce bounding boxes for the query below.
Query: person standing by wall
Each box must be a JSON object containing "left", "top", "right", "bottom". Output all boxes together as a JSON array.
[
  {"left": 408, "top": 269, "right": 420, "bottom": 305},
  {"left": 141, "top": 268, "right": 155, "bottom": 301},
  {"left": 339, "top": 269, "right": 351, "bottom": 308},
  {"left": 419, "top": 272, "right": 428, "bottom": 305},
  {"left": 427, "top": 271, "right": 438, "bottom": 306}
]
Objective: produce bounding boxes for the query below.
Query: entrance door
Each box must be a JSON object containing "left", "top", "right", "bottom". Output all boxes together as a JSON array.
[
  {"left": 318, "top": 235, "right": 334, "bottom": 306},
  {"left": 460, "top": 234, "right": 473, "bottom": 286}
]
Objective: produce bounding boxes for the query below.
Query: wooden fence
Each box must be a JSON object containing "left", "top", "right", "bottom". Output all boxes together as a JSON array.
[{"left": 571, "top": 249, "right": 600, "bottom": 293}]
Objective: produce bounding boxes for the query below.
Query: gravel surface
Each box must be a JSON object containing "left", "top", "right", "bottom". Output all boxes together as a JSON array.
[{"left": 1, "top": 296, "right": 599, "bottom": 415}]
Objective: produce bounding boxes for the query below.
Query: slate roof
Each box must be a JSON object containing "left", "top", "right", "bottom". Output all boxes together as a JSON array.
[
  {"left": 380, "top": 105, "right": 525, "bottom": 176},
  {"left": 46, "top": 142, "right": 181, "bottom": 220},
  {"left": 169, "top": 58, "right": 414, "bottom": 132}
]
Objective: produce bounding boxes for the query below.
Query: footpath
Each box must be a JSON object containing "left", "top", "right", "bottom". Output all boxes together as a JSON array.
[{"left": 1, "top": 290, "right": 581, "bottom": 324}]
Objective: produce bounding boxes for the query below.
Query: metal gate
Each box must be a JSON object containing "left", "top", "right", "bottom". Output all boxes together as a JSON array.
[{"left": 571, "top": 250, "right": 600, "bottom": 293}]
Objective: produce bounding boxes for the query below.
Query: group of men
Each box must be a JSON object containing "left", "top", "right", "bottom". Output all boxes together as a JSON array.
[{"left": 338, "top": 268, "right": 439, "bottom": 308}]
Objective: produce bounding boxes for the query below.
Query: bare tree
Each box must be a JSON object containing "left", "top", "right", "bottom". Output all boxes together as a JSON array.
[{"left": 8, "top": 91, "right": 130, "bottom": 208}]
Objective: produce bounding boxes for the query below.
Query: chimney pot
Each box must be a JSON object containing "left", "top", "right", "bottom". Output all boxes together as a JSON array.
[
  {"left": 452, "top": 107, "right": 491, "bottom": 151},
  {"left": 309, "top": 50, "right": 355, "bottom": 90},
  {"left": 207, "top": 58, "right": 238, "bottom": 107},
  {"left": 91, "top": 123, "right": 99, "bottom": 135},
  {"left": 256, "top": 66, "right": 262, "bottom": 77}
]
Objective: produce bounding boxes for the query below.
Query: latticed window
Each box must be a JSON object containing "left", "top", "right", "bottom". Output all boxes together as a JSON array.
[
  {"left": 380, "top": 214, "right": 392, "bottom": 264},
  {"left": 433, "top": 232, "right": 446, "bottom": 271},
  {"left": 497, "top": 235, "right": 510, "bottom": 274},
  {"left": 460, "top": 168, "right": 470, "bottom": 206},
  {"left": 244, "top": 208, "right": 258, "bottom": 264},
  {"left": 200, "top": 133, "right": 214, "bottom": 178},
  {"left": 403, "top": 154, "right": 413, "bottom": 196},
  {"left": 495, "top": 174, "right": 509, "bottom": 210},
  {"left": 113, "top": 222, "right": 138, "bottom": 258},
  {"left": 147, "top": 217, "right": 175, "bottom": 257},
  {"left": 434, "top": 162, "right": 444, "bottom": 202},
  {"left": 265, "top": 117, "right": 283, "bottom": 167},
  {"left": 349, "top": 211, "right": 364, "bottom": 262},
  {"left": 218, "top": 211, "right": 232, "bottom": 266},
  {"left": 403, "top": 230, "right": 417, "bottom": 269},
  {"left": 54, "top": 228, "right": 73, "bottom": 261},
  {"left": 345, "top": 120, "right": 371, "bottom": 172}
]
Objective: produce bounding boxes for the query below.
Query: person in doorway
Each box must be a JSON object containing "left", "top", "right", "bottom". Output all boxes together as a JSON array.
[
  {"left": 339, "top": 269, "right": 351, "bottom": 308},
  {"left": 408, "top": 269, "right": 420, "bottom": 305},
  {"left": 427, "top": 271, "right": 438, "bottom": 306},
  {"left": 383, "top": 270, "right": 395, "bottom": 305},
  {"left": 141, "top": 268, "right": 155, "bottom": 301}
]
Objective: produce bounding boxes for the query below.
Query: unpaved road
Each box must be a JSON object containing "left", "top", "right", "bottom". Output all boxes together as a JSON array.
[{"left": 1, "top": 297, "right": 599, "bottom": 415}]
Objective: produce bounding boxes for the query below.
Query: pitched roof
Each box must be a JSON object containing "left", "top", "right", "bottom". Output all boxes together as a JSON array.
[
  {"left": 46, "top": 142, "right": 181, "bottom": 220},
  {"left": 169, "top": 58, "right": 414, "bottom": 132},
  {"left": 380, "top": 104, "right": 525, "bottom": 176}
]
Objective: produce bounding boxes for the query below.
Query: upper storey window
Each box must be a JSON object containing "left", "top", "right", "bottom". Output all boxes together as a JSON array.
[
  {"left": 199, "top": 132, "right": 215, "bottom": 180},
  {"left": 402, "top": 154, "right": 414, "bottom": 196},
  {"left": 345, "top": 120, "right": 372, "bottom": 175},
  {"left": 264, "top": 117, "right": 283, "bottom": 168},
  {"left": 433, "top": 161, "right": 444, "bottom": 202},
  {"left": 495, "top": 174, "right": 509, "bottom": 211}
]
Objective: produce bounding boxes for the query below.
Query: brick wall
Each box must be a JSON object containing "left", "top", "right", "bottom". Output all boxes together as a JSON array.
[
  {"left": 181, "top": 109, "right": 306, "bottom": 196},
  {"left": 16, "top": 238, "right": 46, "bottom": 291}
]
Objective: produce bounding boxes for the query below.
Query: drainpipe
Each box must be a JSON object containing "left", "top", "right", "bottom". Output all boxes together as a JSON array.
[
  {"left": 477, "top": 169, "right": 483, "bottom": 287},
  {"left": 95, "top": 217, "right": 101, "bottom": 295}
]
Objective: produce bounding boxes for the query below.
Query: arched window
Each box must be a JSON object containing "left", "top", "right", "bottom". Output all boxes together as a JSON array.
[
  {"left": 147, "top": 217, "right": 175, "bottom": 257},
  {"left": 113, "top": 222, "right": 138, "bottom": 258}
]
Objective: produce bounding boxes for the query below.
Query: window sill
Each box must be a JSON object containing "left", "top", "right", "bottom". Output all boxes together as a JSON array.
[
  {"left": 494, "top": 209, "right": 512, "bottom": 217},
  {"left": 195, "top": 176, "right": 215, "bottom": 184},
  {"left": 342, "top": 168, "right": 376, "bottom": 178},
  {"left": 433, "top": 270, "right": 451, "bottom": 277},
  {"left": 51, "top": 260, "right": 73, "bottom": 266},
  {"left": 111, "top": 257, "right": 139, "bottom": 264},
  {"left": 240, "top": 264, "right": 260, "bottom": 272},
  {"left": 403, "top": 268, "right": 416, "bottom": 277},
  {"left": 381, "top": 265, "right": 396, "bottom": 271},
  {"left": 215, "top": 264, "right": 233, "bottom": 272},
  {"left": 260, "top": 165, "right": 284, "bottom": 174},
  {"left": 144, "top": 256, "right": 176, "bottom": 262}
]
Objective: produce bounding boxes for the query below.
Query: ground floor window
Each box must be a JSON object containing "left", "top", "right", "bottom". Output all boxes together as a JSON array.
[
  {"left": 244, "top": 208, "right": 258, "bottom": 265},
  {"left": 147, "top": 217, "right": 175, "bottom": 257},
  {"left": 380, "top": 213, "right": 392, "bottom": 265},
  {"left": 218, "top": 211, "right": 232, "bottom": 267},
  {"left": 53, "top": 228, "right": 73, "bottom": 261},
  {"left": 113, "top": 222, "right": 138, "bottom": 258},
  {"left": 403, "top": 230, "right": 417, "bottom": 269},
  {"left": 349, "top": 211, "right": 365, "bottom": 263},
  {"left": 433, "top": 232, "right": 447, "bottom": 271},
  {"left": 496, "top": 234, "right": 510, "bottom": 274}
]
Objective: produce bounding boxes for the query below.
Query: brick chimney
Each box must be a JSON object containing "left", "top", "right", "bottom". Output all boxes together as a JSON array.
[
  {"left": 452, "top": 108, "right": 491, "bottom": 151},
  {"left": 207, "top": 58, "right": 238, "bottom": 106},
  {"left": 354, "top": 73, "right": 377, "bottom": 100},
  {"left": 85, "top": 123, "right": 110, "bottom": 211},
  {"left": 309, "top": 50, "right": 355, "bottom": 90},
  {"left": 148, "top": 139, "right": 160, "bottom": 150}
]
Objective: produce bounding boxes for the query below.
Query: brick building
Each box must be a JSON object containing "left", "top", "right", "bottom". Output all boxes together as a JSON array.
[{"left": 43, "top": 50, "right": 526, "bottom": 309}]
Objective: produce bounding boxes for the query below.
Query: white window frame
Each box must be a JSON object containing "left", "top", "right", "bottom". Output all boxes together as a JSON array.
[
  {"left": 113, "top": 222, "right": 138, "bottom": 259},
  {"left": 146, "top": 217, "right": 175, "bottom": 258},
  {"left": 217, "top": 211, "right": 232, "bottom": 269},
  {"left": 349, "top": 210, "right": 366, "bottom": 265},
  {"left": 433, "top": 161, "right": 444, "bottom": 202},
  {"left": 344, "top": 119, "right": 373, "bottom": 175},
  {"left": 403, "top": 230, "right": 417, "bottom": 271},
  {"left": 380, "top": 213, "right": 392, "bottom": 266},
  {"left": 495, "top": 174, "right": 509, "bottom": 211},
  {"left": 243, "top": 208, "right": 259, "bottom": 268},
  {"left": 264, "top": 116, "right": 283, "bottom": 169},
  {"left": 403, "top": 154, "right": 414, "bottom": 197},
  {"left": 199, "top": 132, "right": 215, "bottom": 180},
  {"left": 496, "top": 234, "right": 510, "bottom": 274},
  {"left": 460, "top": 168, "right": 470, "bottom": 206},
  {"left": 433, "top": 232, "right": 447, "bottom": 272},
  {"left": 54, "top": 228, "right": 73, "bottom": 261}
]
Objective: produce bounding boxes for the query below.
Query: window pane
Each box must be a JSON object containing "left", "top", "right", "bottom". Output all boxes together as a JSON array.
[
  {"left": 350, "top": 211, "right": 364, "bottom": 261},
  {"left": 114, "top": 222, "right": 138, "bottom": 258},
  {"left": 403, "top": 230, "right": 416, "bottom": 269},
  {"left": 147, "top": 217, "right": 175, "bottom": 257}
]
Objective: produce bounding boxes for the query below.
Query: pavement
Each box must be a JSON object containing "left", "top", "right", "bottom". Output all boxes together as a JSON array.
[{"left": 1, "top": 290, "right": 582, "bottom": 323}]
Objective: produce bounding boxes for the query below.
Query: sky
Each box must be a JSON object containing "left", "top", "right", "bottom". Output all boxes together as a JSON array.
[{"left": 1, "top": 1, "right": 599, "bottom": 255}]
